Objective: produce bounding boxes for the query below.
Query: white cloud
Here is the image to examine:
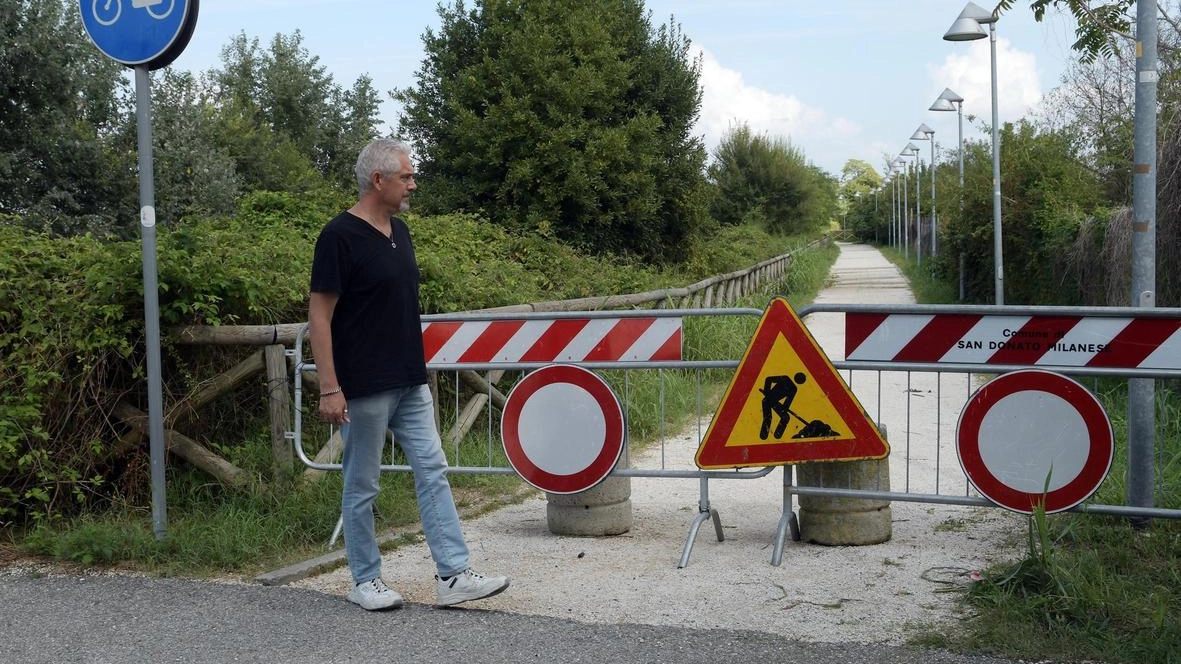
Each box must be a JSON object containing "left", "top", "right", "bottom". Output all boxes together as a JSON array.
[
  {"left": 693, "top": 46, "right": 866, "bottom": 174},
  {"left": 928, "top": 37, "right": 1043, "bottom": 129}
]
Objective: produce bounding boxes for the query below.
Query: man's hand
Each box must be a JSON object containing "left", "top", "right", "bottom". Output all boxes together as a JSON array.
[{"left": 319, "top": 391, "right": 349, "bottom": 426}]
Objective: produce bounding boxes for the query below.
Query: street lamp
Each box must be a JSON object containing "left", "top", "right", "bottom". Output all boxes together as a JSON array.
[
  {"left": 911, "top": 123, "right": 937, "bottom": 256},
  {"left": 890, "top": 171, "right": 901, "bottom": 249},
  {"left": 929, "top": 88, "right": 965, "bottom": 187},
  {"left": 900, "top": 143, "right": 920, "bottom": 262},
  {"left": 945, "top": 1, "right": 1004, "bottom": 305},
  {"left": 894, "top": 157, "right": 907, "bottom": 258},
  {"left": 889, "top": 168, "right": 900, "bottom": 249}
]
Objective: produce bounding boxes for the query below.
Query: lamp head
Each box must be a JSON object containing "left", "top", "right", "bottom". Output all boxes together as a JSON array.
[
  {"left": 944, "top": 17, "right": 987, "bottom": 41},
  {"left": 938, "top": 87, "right": 965, "bottom": 103},
  {"left": 911, "top": 123, "right": 935, "bottom": 140},
  {"left": 958, "top": 1, "right": 998, "bottom": 24}
]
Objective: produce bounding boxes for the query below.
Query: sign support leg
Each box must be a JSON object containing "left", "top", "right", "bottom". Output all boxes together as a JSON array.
[
  {"left": 771, "top": 465, "right": 800, "bottom": 566},
  {"left": 678, "top": 476, "right": 723, "bottom": 568}
]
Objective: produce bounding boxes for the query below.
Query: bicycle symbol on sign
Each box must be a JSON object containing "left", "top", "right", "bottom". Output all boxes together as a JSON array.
[{"left": 92, "top": 0, "right": 175, "bottom": 26}]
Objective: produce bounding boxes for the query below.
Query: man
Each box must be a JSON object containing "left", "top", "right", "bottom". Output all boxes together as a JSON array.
[{"left": 308, "top": 138, "right": 510, "bottom": 611}]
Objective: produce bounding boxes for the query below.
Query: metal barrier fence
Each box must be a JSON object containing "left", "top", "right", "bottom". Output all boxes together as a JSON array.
[{"left": 291, "top": 303, "right": 1181, "bottom": 567}]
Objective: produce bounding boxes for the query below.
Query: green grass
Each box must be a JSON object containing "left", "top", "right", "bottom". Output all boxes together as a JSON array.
[
  {"left": 11, "top": 233, "right": 838, "bottom": 580},
  {"left": 878, "top": 245, "right": 957, "bottom": 304}
]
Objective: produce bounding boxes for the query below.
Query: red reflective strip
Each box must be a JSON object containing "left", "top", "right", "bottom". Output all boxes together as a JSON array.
[
  {"left": 457, "top": 320, "right": 526, "bottom": 363},
  {"left": 650, "top": 328, "right": 683, "bottom": 361},
  {"left": 1087, "top": 318, "right": 1181, "bottom": 368},
  {"left": 986, "top": 316, "right": 1081, "bottom": 365},
  {"left": 845, "top": 313, "right": 887, "bottom": 359},
  {"left": 583, "top": 318, "right": 656, "bottom": 361},
  {"left": 519, "top": 319, "right": 591, "bottom": 362},
  {"left": 421, "top": 322, "right": 463, "bottom": 362},
  {"left": 894, "top": 314, "right": 982, "bottom": 362}
]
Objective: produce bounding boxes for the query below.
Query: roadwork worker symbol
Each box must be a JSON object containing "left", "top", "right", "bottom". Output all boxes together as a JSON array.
[
  {"left": 695, "top": 297, "right": 889, "bottom": 469},
  {"left": 758, "top": 372, "right": 840, "bottom": 440}
]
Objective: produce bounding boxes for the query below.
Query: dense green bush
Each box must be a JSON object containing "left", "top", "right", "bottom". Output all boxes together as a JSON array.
[
  {"left": 933, "top": 121, "right": 1105, "bottom": 305},
  {"left": 0, "top": 190, "right": 810, "bottom": 525},
  {"left": 707, "top": 123, "right": 838, "bottom": 235}
]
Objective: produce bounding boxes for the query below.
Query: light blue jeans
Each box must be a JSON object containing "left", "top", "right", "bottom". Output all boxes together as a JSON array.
[{"left": 340, "top": 384, "right": 469, "bottom": 584}]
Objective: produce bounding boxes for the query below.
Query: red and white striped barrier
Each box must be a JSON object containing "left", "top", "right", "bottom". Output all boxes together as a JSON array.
[
  {"left": 845, "top": 313, "right": 1181, "bottom": 370},
  {"left": 422, "top": 317, "right": 682, "bottom": 365}
]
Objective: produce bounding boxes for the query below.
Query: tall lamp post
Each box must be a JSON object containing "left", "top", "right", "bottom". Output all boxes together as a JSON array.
[
  {"left": 897, "top": 153, "right": 911, "bottom": 259},
  {"left": 887, "top": 165, "right": 897, "bottom": 249},
  {"left": 945, "top": 1, "right": 1003, "bottom": 304},
  {"left": 932, "top": 87, "right": 966, "bottom": 298},
  {"left": 911, "top": 123, "right": 936, "bottom": 256},
  {"left": 930, "top": 88, "right": 965, "bottom": 187},
  {"left": 901, "top": 143, "right": 921, "bottom": 264}
]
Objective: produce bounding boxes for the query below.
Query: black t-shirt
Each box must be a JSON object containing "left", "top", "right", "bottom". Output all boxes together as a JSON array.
[{"left": 309, "top": 211, "right": 428, "bottom": 399}]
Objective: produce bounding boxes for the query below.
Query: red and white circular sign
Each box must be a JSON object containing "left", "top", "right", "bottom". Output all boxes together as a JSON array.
[
  {"left": 501, "top": 364, "right": 625, "bottom": 494},
  {"left": 956, "top": 369, "right": 1113, "bottom": 514}
]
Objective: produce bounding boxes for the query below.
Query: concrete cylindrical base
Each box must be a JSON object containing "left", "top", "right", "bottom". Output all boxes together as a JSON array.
[
  {"left": 797, "top": 428, "right": 892, "bottom": 546},
  {"left": 546, "top": 475, "right": 632, "bottom": 536}
]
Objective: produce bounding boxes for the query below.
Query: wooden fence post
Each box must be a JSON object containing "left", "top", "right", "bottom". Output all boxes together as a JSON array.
[{"left": 265, "top": 344, "right": 293, "bottom": 476}]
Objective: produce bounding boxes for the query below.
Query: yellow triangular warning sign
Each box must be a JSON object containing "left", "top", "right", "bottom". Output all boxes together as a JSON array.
[{"left": 695, "top": 297, "right": 889, "bottom": 469}]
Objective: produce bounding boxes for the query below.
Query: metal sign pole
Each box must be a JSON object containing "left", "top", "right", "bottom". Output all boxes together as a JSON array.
[
  {"left": 80, "top": 0, "right": 199, "bottom": 542},
  {"left": 1128, "top": 0, "right": 1159, "bottom": 523},
  {"left": 135, "top": 66, "right": 168, "bottom": 539}
]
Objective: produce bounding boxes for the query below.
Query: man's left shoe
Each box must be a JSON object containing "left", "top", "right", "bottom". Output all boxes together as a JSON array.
[{"left": 435, "top": 568, "right": 510, "bottom": 607}]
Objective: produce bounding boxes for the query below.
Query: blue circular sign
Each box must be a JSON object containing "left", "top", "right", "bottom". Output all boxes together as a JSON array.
[{"left": 80, "top": 0, "right": 197, "bottom": 69}]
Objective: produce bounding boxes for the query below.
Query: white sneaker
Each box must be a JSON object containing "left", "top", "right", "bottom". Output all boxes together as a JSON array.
[
  {"left": 435, "top": 569, "right": 510, "bottom": 606},
  {"left": 347, "top": 577, "right": 403, "bottom": 611}
]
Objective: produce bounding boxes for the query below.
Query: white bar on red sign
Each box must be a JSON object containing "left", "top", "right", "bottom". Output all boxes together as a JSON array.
[
  {"left": 1035, "top": 318, "right": 1129, "bottom": 366},
  {"left": 423, "top": 317, "right": 683, "bottom": 365},
  {"left": 845, "top": 314, "right": 933, "bottom": 362},
  {"left": 1141, "top": 327, "right": 1181, "bottom": 368}
]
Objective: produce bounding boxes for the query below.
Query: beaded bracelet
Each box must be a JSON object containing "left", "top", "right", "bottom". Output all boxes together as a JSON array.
[{"left": 320, "top": 387, "right": 343, "bottom": 397}]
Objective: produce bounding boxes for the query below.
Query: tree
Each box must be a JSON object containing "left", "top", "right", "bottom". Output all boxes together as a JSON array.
[
  {"left": 707, "top": 123, "right": 834, "bottom": 235},
  {"left": 942, "top": 120, "right": 1101, "bottom": 304},
  {"left": 0, "top": 0, "right": 135, "bottom": 236},
  {"left": 839, "top": 159, "right": 884, "bottom": 241},
  {"left": 998, "top": 0, "right": 1135, "bottom": 63},
  {"left": 394, "top": 0, "right": 709, "bottom": 263},
  {"left": 145, "top": 70, "right": 242, "bottom": 224},
  {"left": 840, "top": 159, "right": 882, "bottom": 197},
  {"left": 1037, "top": 48, "right": 1135, "bottom": 202},
  {"left": 207, "top": 31, "right": 382, "bottom": 191}
]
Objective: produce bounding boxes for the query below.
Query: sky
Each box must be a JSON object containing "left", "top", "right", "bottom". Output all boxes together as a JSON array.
[{"left": 166, "top": 0, "right": 1085, "bottom": 178}]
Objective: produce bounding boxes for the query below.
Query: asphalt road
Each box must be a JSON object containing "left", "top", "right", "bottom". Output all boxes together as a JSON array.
[{"left": 0, "top": 572, "right": 1025, "bottom": 664}]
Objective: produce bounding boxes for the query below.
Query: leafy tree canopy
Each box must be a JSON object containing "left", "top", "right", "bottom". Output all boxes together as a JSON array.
[
  {"left": 998, "top": 0, "right": 1134, "bottom": 63},
  {"left": 707, "top": 123, "right": 837, "bottom": 235},
  {"left": 394, "top": 0, "right": 709, "bottom": 263}
]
